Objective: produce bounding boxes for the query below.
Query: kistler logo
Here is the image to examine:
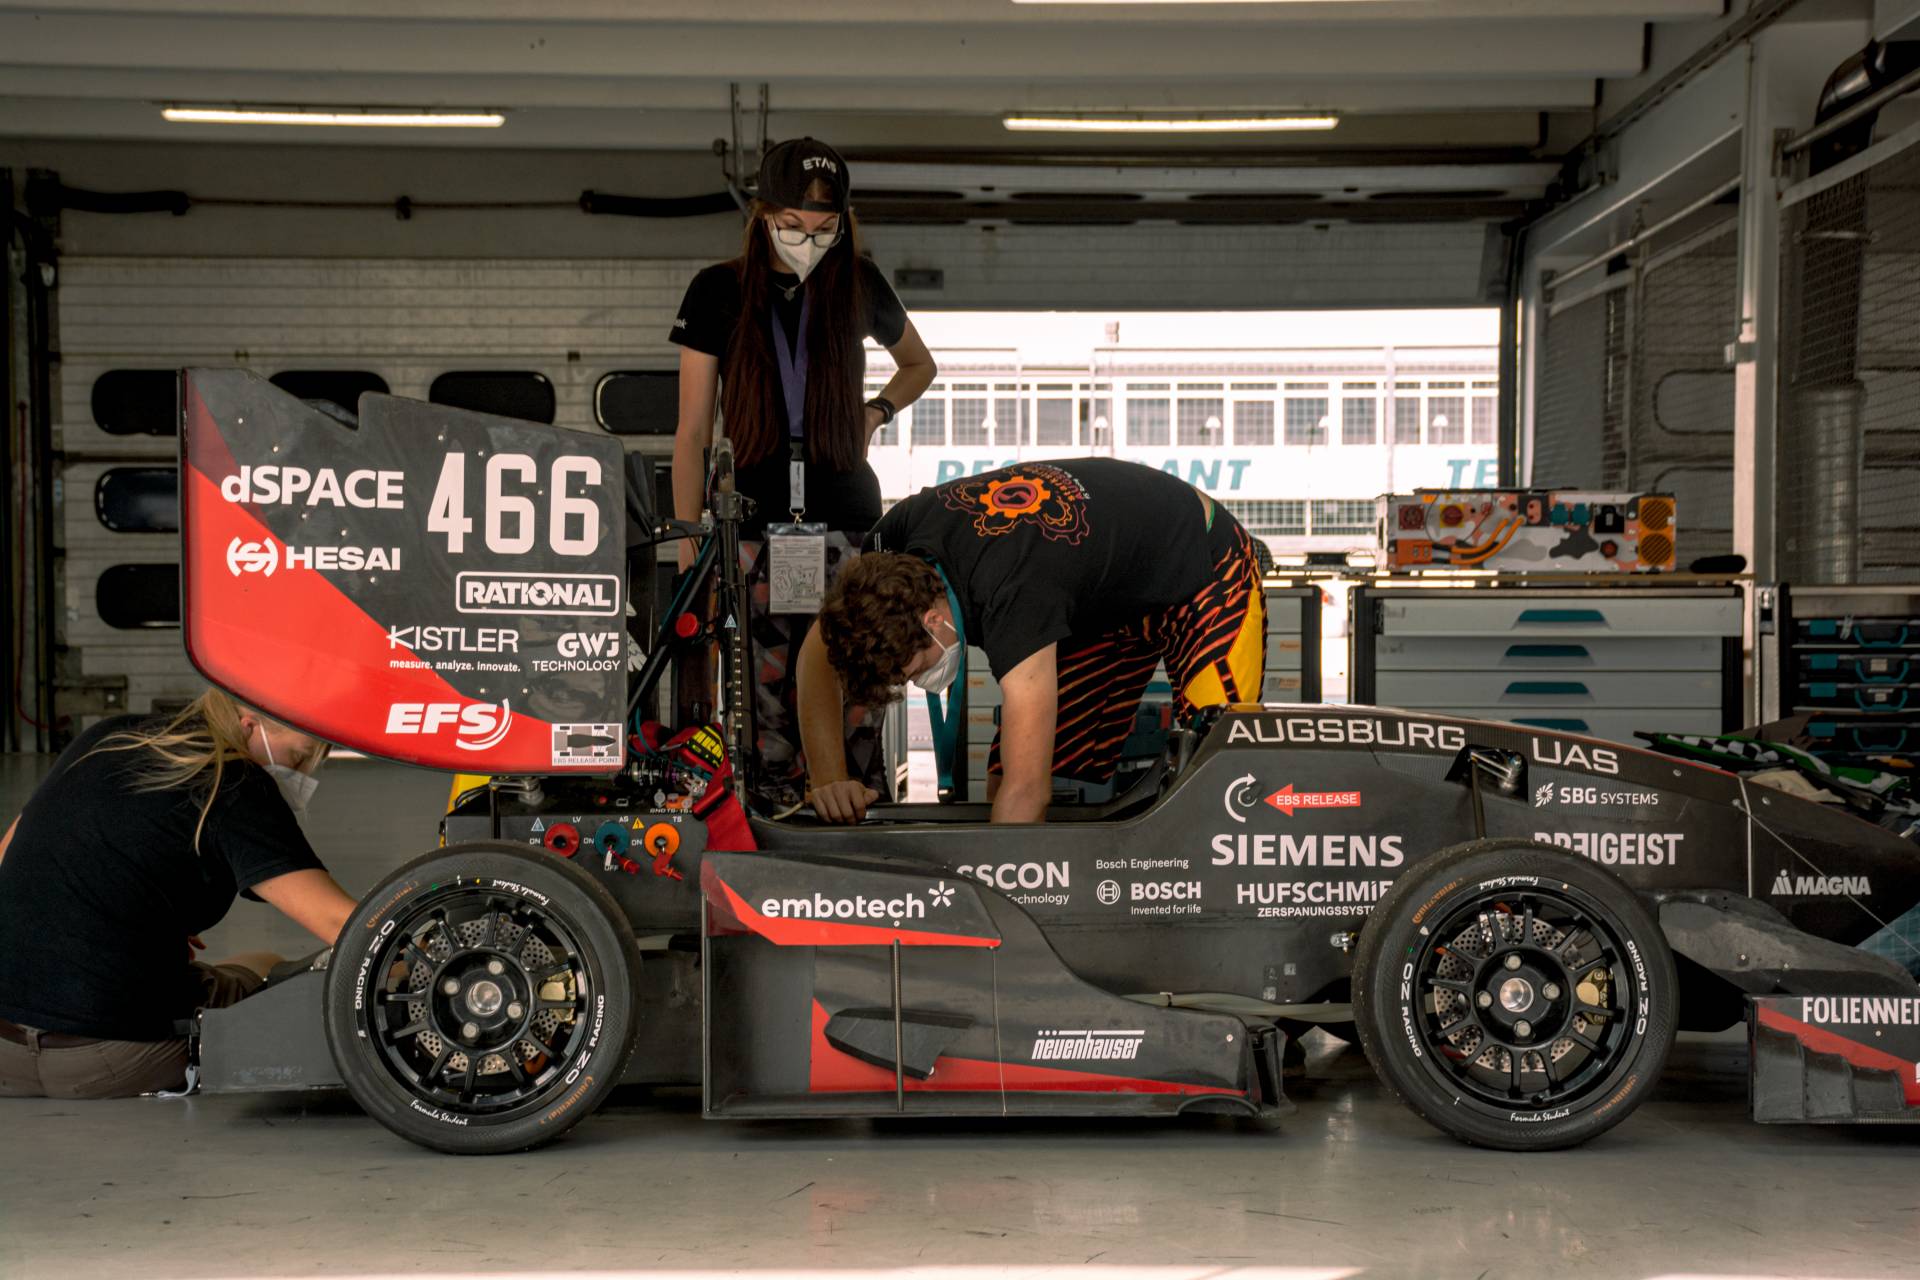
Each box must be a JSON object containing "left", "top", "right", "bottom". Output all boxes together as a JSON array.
[{"left": 457, "top": 572, "right": 621, "bottom": 618}]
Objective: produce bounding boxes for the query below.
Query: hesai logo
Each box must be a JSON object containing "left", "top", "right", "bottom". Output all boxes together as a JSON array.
[
  {"left": 1771, "top": 871, "right": 1870, "bottom": 897},
  {"left": 386, "top": 700, "right": 513, "bottom": 752},
  {"left": 1030, "top": 1029, "right": 1144, "bottom": 1062},
  {"left": 227, "top": 537, "right": 278, "bottom": 576}
]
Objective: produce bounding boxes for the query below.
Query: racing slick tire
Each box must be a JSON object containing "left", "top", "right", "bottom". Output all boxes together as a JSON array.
[
  {"left": 1351, "top": 838, "right": 1676, "bottom": 1151},
  {"left": 324, "top": 842, "right": 641, "bottom": 1155}
]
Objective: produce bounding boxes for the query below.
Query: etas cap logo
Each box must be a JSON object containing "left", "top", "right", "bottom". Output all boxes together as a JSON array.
[{"left": 757, "top": 137, "right": 850, "bottom": 214}]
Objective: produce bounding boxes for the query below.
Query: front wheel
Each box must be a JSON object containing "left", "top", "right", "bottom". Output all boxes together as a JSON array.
[
  {"left": 1352, "top": 839, "right": 1676, "bottom": 1151},
  {"left": 323, "top": 842, "right": 641, "bottom": 1154}
]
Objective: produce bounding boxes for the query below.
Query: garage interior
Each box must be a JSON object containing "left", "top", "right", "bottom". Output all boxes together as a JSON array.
[{"left": 6, "top": 0, "right": 1920, "bottom": 1276}]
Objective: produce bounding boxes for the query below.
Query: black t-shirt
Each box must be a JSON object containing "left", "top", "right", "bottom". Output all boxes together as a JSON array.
[
  {"left": 868, "top": 459, "right": 1216, "bottom": 678},
  {"left": 670, "top": 256, "right": 908, "bottom": 537},
  {"left": 0, "top": 715, "right": 327, "bottom": 1040}
]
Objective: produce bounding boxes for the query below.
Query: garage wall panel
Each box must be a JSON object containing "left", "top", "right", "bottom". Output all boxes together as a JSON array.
[{"left": 867, "top": 223, "right": 1498, "bottom": 311}]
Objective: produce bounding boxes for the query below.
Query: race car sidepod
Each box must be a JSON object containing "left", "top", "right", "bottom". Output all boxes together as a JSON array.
[{"left": 698, "top": 851, "right": 1286, "bottom": 1120}]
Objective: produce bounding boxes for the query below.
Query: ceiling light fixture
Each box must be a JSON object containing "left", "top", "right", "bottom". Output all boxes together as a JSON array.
[
  {"left": 1002, "top": 113, "right": 1338, "bottom": 133},
  {"left": 162, "top": 106, "right": 505, "bottom": 128}
]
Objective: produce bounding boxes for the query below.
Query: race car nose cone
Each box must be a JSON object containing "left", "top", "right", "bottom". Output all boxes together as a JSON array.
[
  {"left": 465, "top": 978, "right": 505, "bottom": 1016},
  {"left": 1498, "top": 977, "right": 1534, "bottom": 1014}
]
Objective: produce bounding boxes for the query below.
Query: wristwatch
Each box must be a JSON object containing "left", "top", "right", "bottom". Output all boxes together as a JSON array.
[{"left": 865, "top": 396, "right": 898, "bottom": 424}]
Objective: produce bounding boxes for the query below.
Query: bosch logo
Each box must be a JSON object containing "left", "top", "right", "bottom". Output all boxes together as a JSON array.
[
  {"left": 227, "top": 537, "right": 278, "bottom": 576},
  {"left": 1096, "top": 880, "right": 1121, "bottom": 905},
  {"left": 386, "top": 700, "right": 514, "bottom": 752}
]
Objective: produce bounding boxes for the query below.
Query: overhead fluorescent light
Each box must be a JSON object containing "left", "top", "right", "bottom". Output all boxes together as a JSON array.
[
  {"left": 163, "top": 106, "right": 505, "bottom": 128},
  {"left": 1003, "top": 113, "right": 1338, "bottom": 134}
]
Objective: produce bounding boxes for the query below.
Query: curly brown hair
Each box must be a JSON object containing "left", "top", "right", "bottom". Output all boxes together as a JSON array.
[{"left": 818, "top": 553, "right": 944, "bottom": 707}]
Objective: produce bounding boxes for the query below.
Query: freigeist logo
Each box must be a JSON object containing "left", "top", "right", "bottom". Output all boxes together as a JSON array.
[
  {"left": 1031, "top": 1029, "right": 1144, "bottom": 1062},
  {"left": 1771, "top": 871, "right": 1870, "bottom": 897},
  {"left": 1265, "top": 784, "right": 1361, "bottom": 815},
  {"left": 386, "top": 700, "right": 513, "bottom": 752},
  {"left": 457, "top": 572, "right": 620, "bottom": 618}
]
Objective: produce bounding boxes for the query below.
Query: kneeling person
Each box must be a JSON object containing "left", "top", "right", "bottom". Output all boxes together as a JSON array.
[{"left": 797, "top": 459, "right": 1267, "bottom": 823}]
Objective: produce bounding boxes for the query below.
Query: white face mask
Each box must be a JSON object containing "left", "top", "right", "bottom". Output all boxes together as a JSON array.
[
  {"left": 258, "top": 726, "right": 321, "bottom": 814},
  {"left": 766, "top": 218, "right": 835, "bottom": 282},
  {"left": 911, "top": 617, "right": 962, "bottom": 694}
]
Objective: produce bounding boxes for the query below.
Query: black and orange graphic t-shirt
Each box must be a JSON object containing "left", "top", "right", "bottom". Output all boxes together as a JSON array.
[{"left": 867, "top": 458, "right": 1214, "bottom": 678}]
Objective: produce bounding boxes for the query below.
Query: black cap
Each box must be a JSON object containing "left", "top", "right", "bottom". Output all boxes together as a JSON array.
[{"left": 756, "top": 137, "right": 850, "bottom": 214}]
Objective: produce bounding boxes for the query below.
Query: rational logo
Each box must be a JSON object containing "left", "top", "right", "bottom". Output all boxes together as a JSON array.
[
  {"left": 456, "top": 572, "right": 621, "bottom": 618},
  {"left": 1771, "top": 871, "right": 1870, "bottom": 897},
  {"left": 1264, "top": 784, "right": 1362, "bottom": 816},
  {"left": 1030, "top": 1029, "right": 1144, "bottom": 1062}
]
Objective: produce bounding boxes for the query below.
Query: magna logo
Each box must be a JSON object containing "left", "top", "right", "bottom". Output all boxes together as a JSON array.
[
  {"left": 226, "top": 537, "right": 400, "bottom": 577},
  {"left": 1030, "top": 1029, "right": 1143, "bottom": 1062},
  {"left": 1264, "top": 784, "right": 1361, "bottom": 815},
  {"left": 1771, "top": 871, "right": 1870, "bottom": 897},
  {"left": 386, "top": 700, "right": 513, "bottom": 752},
  {"left": 456, "top": 572, "right": 620, "bottom": 618}
]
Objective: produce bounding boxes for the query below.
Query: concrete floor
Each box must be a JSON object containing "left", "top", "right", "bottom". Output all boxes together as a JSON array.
[{"left": 4, "top": 752, "right": 1920, "bottom": 1279}]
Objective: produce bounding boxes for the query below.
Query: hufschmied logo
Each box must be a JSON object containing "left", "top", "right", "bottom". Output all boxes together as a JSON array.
[
  {"left": 1031, "top": 1029, "right": 1144, "bottom": 1061},
  {"left": 456, "top": 572, "right": 620, "bottom": 617}
]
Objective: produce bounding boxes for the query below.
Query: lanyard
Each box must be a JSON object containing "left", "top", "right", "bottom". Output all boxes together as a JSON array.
[
  {"left": 770, "top": 293, "right": 810, "bottom": 516},
  {"left": 922, "top": 563, "right": 967, "bottom": 796}
]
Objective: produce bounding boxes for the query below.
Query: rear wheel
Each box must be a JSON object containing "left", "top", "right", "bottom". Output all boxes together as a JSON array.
[
  {"left": 324, "top": 842, "right": 640, "bottom": 1154},
  {"left": 1352, "top": 839, "right": 1676, "bottom": 1151}
]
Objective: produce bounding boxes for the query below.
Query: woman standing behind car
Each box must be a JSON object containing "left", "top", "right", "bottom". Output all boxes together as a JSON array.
[
  {"left": 0, "top": 690, "right": 358, "bottom": 1098},
  {"left": 669, "top": 136, "right": 936, "bottom": 806}
]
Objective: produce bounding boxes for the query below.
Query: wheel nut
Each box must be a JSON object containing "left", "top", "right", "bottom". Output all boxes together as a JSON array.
[
  {"left": 1477, "top": 991, "right": 1493, "bottom": 1008},
  {"left": 1543, "top": 983, "right": 1561, "bottom": 1000},
  {"left": 442, "top": 979, "right": 460, "bottom": 996},
  {"left": 506, "top": 1002, "right": 524, "bottom": 1020},
  {"left": 1515, "top": 1020, "right": 1532, "bottom": 1039},
  {"left": 462, "top": 1021, "right": 480, "bottom": 1040},
  {"left": 1504, "top": 954, "right": 1522, "bottom": 971},
  {"left": 487, "top": 959, "right": 505, "bottom": 976}
]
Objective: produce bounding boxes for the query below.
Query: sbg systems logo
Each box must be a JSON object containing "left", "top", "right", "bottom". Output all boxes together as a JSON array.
[{"left": 1535, "top": 783, "right": 1555, "bottom": 808}]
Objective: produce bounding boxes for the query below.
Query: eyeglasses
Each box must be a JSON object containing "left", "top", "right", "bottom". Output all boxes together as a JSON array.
[{"left": 771, "top": 221, "right": 842, "bottom": 249}]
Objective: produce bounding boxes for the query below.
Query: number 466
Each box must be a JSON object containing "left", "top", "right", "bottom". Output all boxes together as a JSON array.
[{"left": 427, "top": 453, "right": 603, "bottom": 557}]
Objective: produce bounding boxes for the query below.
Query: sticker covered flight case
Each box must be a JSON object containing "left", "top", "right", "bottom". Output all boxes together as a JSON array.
[
  {"left": 179, "top": 368, "right": 628, "bottom": 774},
  {"left": 1378, "top": 489, "right": 1677, "bottom": 573}
]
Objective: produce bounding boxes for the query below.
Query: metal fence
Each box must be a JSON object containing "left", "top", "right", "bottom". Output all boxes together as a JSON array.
[
  {"left": 1778, "top": 130, "right": 1920, "bottom": 583},
  {"left": 1533, "top": 216, "right": 1740, "bottom": 565}
]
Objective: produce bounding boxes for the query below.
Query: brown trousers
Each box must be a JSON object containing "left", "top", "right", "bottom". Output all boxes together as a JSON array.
[{"left": 0, "top": 962, "right": 262, "bottom": 1099}]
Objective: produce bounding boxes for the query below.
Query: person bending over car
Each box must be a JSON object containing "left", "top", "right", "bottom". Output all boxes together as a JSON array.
[
  {"left": 796, "top": 459, "right": 1267, "bottom": 823},
  {"left": 0, "top": 690, "right": 358, "bottom": 1098}
]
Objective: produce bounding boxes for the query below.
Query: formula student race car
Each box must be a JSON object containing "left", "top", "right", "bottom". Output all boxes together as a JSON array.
[{"left": 178, "top": 369, "right": 1920, "bottom": 1155}]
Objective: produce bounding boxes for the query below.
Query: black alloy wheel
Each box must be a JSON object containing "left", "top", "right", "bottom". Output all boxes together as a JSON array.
[
  {"left": 324, "top": 842, "right": 640, "bottom": 1154},
  {"left": 1352, "top": 839, "right": 1676, "bottom": 1151}
]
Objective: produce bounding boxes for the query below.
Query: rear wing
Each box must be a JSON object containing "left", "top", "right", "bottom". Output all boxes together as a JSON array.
[{"left": 179, "top": 369, "right": 628, "bottom": 774}]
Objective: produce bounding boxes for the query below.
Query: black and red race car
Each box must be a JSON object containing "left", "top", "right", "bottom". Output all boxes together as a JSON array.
[{"left": 178, "top": 370, "right": 1920, "bottom": 1155}]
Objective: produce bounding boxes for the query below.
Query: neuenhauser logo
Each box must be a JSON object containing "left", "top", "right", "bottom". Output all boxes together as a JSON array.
[
  {"left": 1771, "top": 871, "right": 1870, "bottom": 896},
  {"left": 1031, "top": 1029, "right": 1144, "bottom": 1061},
  {"left": 457, "top": 572, "right": 620, "bottom": 617}
]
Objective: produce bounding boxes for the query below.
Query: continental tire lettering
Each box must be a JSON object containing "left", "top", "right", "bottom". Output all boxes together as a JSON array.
[
  {"left": 362, "top": 882, "right": 418, "bottom": 932},
  {"left": 1411, "top": 880, "right": 1461, "bottom": 926},
  {"left": 1591, "top": 1072, "right": 1641, "bottom": 1119}
]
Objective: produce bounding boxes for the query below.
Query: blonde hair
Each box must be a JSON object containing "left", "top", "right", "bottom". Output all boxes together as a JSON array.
[{"left": 88, "top": 688, "right": 263, "bottom": 852}]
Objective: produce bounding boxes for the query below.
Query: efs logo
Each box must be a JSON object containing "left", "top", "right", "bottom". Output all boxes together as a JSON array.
[
  {"left": 386, "top": 700, "right": 513, "bottom": 752},
  {"left": 227, "top": 537, "right": 278, "bottom": 576}
]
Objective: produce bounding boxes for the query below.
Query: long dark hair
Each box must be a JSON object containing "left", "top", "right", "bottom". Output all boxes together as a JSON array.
[{"left": 719, "top": 197, "right": 869, "bottom": 471}]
